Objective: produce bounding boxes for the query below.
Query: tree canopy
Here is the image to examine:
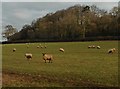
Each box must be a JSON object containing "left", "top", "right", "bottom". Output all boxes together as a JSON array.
[
  {"left": 2, "top": 25, "right": 18, "bottom": 41},
  {"left": 6, "top": 5, "right": 120, "bottom": 42}
]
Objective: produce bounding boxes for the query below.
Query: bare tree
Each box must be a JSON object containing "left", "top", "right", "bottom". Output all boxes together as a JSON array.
[{"left": 2, "top": 25, "right": 17, "bottom": 40}]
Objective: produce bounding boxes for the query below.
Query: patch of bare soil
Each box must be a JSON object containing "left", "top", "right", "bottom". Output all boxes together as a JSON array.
[
  {"left": 2, "top": 71, "right": 106, "bottom": 87},
  {"left": 2, "top": 71, "right": 37, "bottom": 87}
]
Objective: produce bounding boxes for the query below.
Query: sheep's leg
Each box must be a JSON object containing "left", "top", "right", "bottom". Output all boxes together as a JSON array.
[
  {"left": 28, "top": 59, "right": 30, "bottom": 64},
  {"left": 50, "top": 60, "right": 52, "bottom": 63},
  {"left": 48, "top": 58, "right": 52, "bottom": 63},
  {"left": 49, "top": 60, "right": 50, "bottom": 63},
  {"left": 45, "top": 60, "right": 46, "bottom": 63}
]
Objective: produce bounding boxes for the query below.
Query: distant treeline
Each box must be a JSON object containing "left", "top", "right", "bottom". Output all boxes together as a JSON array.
[
  {"left": 2, "top": 36, "right": 120, "bottom": 44},
  {"left": 8, "top": 5, "right": 120, "bottom": 42}
]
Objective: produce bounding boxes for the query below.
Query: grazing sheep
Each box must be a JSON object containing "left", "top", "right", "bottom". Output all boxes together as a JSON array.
[
  {"left": 13, "top": 48, "right": 16, "bottom": 52},
  {"left": 92, "top": 45, "right": 95, "bottom": 48},
  {"left": 25, "top": 53, "right": 32, "bottom": 61},
  {"left": 108, "top": 49, "right": 113, "bottom": 54},
  {"left": 42, "top": 53, "right": 53, "bottom": 63},
  {"left": 88, "top": 45, "right": 95, "bottom": 49},
  {"left": 88, "top": 46, "right": 92, "bottom": 48},
  {"left": 59, "top": 48, "right": 64, "bottom": 52},
  {"left": 112, "top": 48, "right": 116, "bottom": 52},
  {"left": 44, "top": 45, "right": 47, "bottom": 48},
  {"left": 97, "top": 46, "right": 101, "bottom": 49},
  {"left": 108, "top": 48, "right": 116, "bottom": 54},
  {"left": 39, "top": 44, "right": 45, "bottom": 48},
  {"left": 40, "top": 45, "right": 44, "bottom": 48},
  {"left": 37, "top": 46, "right": 40, "bottom": 48}
]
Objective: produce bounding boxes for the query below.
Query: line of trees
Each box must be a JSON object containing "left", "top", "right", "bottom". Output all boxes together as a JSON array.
[{"left": 3, "top": 4, "right": 120, "bottom": 42}]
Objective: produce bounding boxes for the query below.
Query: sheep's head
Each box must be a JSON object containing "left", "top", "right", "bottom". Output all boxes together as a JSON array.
[
  {"left": 42, "top": 53, "right": 46, "bottom": 56},
  {"left": 112, "top": 48, "right": 116, "bottom": 52},
  {"left": 25, "top": 53, "right": 28, "bottom": 56}
]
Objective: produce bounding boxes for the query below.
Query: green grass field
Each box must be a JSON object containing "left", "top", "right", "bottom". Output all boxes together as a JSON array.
[{"left": 2, "top": 41, "right": 118, "bottom": 87}]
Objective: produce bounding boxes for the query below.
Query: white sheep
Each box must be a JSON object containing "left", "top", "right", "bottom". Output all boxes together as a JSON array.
[
  {"left": 59, "top": 48, "right": 64, "bottom": 52},
  {"left": 92, "top": 45, "right": 95, "bottom": 48},
  {"left": 108, "top": 49, "right": 113, "bottom": 54},
  {"left": 25, "top": 53, "right": 32, "bottom": 61},
  {"left": 88, "top": 46, "right": 92, "bottom": 48},
  {"left": 37, "top": 46, "right": 40, "bottom": 48},
  {"left": 40, "top": 45, "right": 44, "bottom": 48},
  {"left": 112, "top": 48, "right": 116, "bottom": 52},
  {"left": 42, "top": 53, "right": 53, "bottom": 63},
  {"left": 97, "top": 46, "right": 101, "bottom": 49},
  {"left": 13, "top": 48, "right": 16, "bottom": 52},
  {"left": 88, "top": 45, "right": 95, "bottom": 49},
  {"left": 108, "top": 48, "right": 116, "bottom": 54}
]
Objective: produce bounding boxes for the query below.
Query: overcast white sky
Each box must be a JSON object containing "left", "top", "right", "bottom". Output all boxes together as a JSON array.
[{"left": 0, "top": 0, "right": 119, "bottom": 41}]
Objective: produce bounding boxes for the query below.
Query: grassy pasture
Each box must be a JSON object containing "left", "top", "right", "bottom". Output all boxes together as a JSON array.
[{"left": 2, "top": 41, "right": 118, "bottom": 87}]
